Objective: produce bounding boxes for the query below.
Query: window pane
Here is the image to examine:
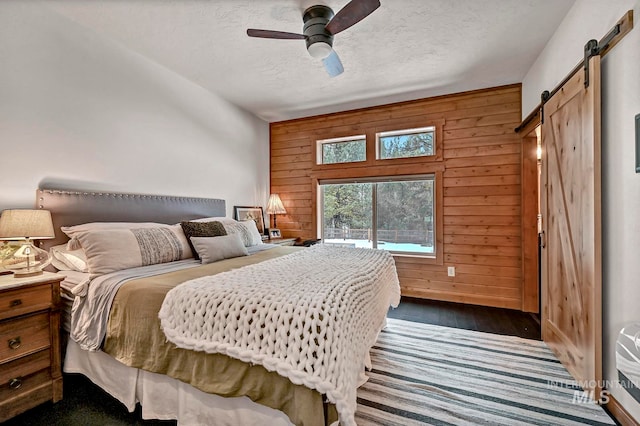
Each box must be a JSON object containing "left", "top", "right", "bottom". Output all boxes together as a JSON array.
[
  {"left": 378, "top": 127, "right": 434, "bottom": 159},
  {"left": 376, "top": 180, "right": 434, "bottom": 254},
  {"left": 321, "top": 139, "right": 366, "bottom": 164},
  {"left": 321, "top": 183, "right": 373, "bottom": 248}
]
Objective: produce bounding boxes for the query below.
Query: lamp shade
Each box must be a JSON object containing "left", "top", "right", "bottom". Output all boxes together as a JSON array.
[
  {"left": 0, "top": 209, "right": 55, "bottom": 240},
  {"left": 266, "top": 194, "right": 286, "bottom": 215}
]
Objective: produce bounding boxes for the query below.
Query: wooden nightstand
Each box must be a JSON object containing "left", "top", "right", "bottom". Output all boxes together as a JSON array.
[
  {"left": 268, "top": 237, "right": 298, "bottom": 246},
  {"left": 0, "top": 271, "right": 64, "bottom": 422}
]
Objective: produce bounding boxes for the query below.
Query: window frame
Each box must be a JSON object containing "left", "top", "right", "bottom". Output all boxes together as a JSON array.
[
  {"left": 315, "top": 134, "right": 367, "bottom": 166},
  {"left": 373, "top": 120, "right": 444, "bottom": 165},
  {"left": 312, "top": 120, "right": 444, "bottom": 171},
  {"left": 376, "top": 126, "right": 436, "bottom": 160},
  {"left": 317, "top": 173, "right": 443, "bottom": 262}
]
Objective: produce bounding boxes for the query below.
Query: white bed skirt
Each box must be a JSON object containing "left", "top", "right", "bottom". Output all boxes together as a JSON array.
[{"left": 64, "top": 340, "right": 294, "bottom": 426}]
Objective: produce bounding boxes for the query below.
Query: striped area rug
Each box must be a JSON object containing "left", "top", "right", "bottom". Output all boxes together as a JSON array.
[{"left": 355, "top": 318, "right": 615, "bottom": 425}]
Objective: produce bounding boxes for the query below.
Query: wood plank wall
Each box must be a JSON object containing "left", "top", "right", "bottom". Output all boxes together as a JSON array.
[{"left": 270, "top": 84, "right": 526, "bottom": 310}]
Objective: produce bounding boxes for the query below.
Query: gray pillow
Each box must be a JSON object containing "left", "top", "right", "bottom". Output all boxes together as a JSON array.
[
  {"left": 190, "top": 234, "right": 248, "bottom": 264},
  {"left": 180, "top": 221, "right": 227, "bottom": 260}
]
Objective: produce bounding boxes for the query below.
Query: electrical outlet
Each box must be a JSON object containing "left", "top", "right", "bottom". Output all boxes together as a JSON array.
[{"left": 447, "top": 266, "right": 455, "bottom": 277}]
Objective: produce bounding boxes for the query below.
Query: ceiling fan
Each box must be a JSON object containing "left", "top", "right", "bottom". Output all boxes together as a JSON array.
[{"left": 247, "top": 0, "right": 381, "bottom": 77}]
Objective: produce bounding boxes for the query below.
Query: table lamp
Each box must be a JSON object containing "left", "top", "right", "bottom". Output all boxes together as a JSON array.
[
  {"left": 0, "top": 209, "right": 55, "bottom": 277},
  {"left": 266, "top": 194, "right": 286, "bottom": 229}
]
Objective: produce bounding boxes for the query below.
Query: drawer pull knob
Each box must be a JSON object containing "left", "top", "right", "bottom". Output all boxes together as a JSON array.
[
  {"left": 8, "top": 337, "right": 21, "bottom": 350},
  {"left": 10, "top": 299, "right": 22, "bottom": 307},
  {"left": 9, "top": 378, "right": 22, "bottom": 390}
]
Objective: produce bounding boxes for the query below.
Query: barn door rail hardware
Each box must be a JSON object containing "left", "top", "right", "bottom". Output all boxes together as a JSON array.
[{"left": 518, "top": 10, "right": 633, "bottom": 132}]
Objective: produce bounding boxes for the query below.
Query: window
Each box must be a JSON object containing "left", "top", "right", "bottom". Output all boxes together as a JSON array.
[
  {"left": 320, "top": 176, "right": 435, "bottom": 255},
  {"left": 377, "top": 126, "right": 435, "bottom": 160},
  {"left": 317, "top": 135, "right": 366, "bottom": 165}
]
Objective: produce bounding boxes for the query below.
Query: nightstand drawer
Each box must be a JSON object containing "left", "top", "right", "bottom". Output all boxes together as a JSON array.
[
  {"left": 0, "top": 272, "right": 63, "bottom": 421},
  {"left": 0, "top": 349, "right": 50, "bottom": 384},
  {"left": 0, "top": 368, "right": 51, "bottom": 402},
  {"left": 0, "top": 284, "right": 52, "bottom": 320},
  {"left": 0, "top": 313, "right": 50, "bottom": 363}
]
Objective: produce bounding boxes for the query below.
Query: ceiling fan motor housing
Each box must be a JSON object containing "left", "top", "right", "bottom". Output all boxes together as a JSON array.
[{"left": 303, "top": 5, "right": 334, "bottom": 58}]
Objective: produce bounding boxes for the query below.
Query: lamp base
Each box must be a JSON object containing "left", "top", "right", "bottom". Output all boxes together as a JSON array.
[
  {"left": 13, "top": 270, "right": 44, "bottom": 278},
  {"left": 2, "top": 240, "right": 51, "bottom": 278}
]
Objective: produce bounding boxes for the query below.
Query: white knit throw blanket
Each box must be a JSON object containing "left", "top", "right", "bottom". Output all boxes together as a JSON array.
[{"left": 159, "top": 245, "right": 401, "bottom": 426}]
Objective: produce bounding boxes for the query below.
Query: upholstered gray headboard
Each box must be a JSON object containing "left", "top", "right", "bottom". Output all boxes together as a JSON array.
[{"left": 36, "top": 188, "right": 226, "bottom": 250}]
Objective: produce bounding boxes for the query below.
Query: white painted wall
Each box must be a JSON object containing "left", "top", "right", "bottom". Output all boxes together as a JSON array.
[
  {"left": 523, "top": 0, "right": 640, "bottom": 420},
  {"left": 0, "top": 2, "right": 270, "bottom": 216}
]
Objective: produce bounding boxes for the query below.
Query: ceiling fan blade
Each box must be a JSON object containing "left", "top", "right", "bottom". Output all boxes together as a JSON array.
[
  {"left": 246, "top": 29, "right": 306, "bottom": 40},
  {"left": 325, "top": 0, "right": 380, "bottom": 35},
  {"left": 323, "top": 50, "right": 344, "bottom": 78}
]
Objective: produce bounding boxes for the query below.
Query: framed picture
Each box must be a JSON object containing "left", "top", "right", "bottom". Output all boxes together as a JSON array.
[
  {"left": 269, "top": 228, "right": 282, "bottom": 239},
  {"left": 233, "top": 206, "right": 265, "bottom": 235}
]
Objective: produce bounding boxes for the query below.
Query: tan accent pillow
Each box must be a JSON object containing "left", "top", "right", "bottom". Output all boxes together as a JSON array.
[
  {"left": 74, "top": 225, "right": 193, "bottom": 275},
  {"left": 190, "top": 235, "right": 248, "bottom": 264}
]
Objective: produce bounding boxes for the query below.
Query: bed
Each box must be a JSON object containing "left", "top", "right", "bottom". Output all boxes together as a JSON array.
[{"left": 37, "top": 188, "right": 401, "bottom": 426}]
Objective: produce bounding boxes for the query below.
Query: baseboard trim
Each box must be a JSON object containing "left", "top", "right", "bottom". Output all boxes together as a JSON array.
[{"left": 606, "top": 393, "right": 640, "bottom": 426}]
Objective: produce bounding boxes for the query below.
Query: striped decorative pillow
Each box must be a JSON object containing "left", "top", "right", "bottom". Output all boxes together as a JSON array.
[{"left": 73, "top": 225, "right": 193, "bottom": 275}]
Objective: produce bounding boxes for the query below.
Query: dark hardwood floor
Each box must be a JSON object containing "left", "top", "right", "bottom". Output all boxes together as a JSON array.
[
  {"left": 5, "top": 297, "right": 541, "bottom": 425},
  {"left": 387, "top": 296, "right": 541, "bottom": 340}
]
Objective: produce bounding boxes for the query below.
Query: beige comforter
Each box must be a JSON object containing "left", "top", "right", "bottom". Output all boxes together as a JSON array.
[{"left": 102, "top": 246, "right": 338, "bottom": 426}]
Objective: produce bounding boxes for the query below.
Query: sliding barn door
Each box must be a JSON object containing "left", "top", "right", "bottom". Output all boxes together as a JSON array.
[{"left": 540, "top": 55, "right": 602, "bottom": 398}]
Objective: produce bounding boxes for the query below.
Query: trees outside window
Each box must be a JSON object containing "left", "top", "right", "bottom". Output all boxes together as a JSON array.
[
  {"left": 317, "top": 136, "right": 366, "bottom": 165},
  {"left": 377, "top": 127, "right": 435, "bottom": 160},
  {"left": 321, "top": 176, "right": 435, "bottom": 255}
]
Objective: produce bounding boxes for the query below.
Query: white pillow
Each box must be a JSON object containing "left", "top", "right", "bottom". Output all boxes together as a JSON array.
[
  {"left": 62, "top": 222, "right": 174, "bottom": 250},
  {"left": 241, "top": 220, "right": 264, "bottom": 246},
  {"left": 74, "top": 225, "right": 193, "bottom": 275},
  {"left": 51, "top": 256, "right": 72, "bottom": 272},
  {"left": 61, "top": 222, "right": 170, "bottom": 238},
  {"left": 191, "top": 216, "right": 237, "bottom": 224},
  {"left": 190, "top": 235, "right": 248, "bottom": 264},
  {"left": 49, "top": 244, "right": 89, "bottom": 272},
  {"left": 191, "top": 218, "right": 262, "bottom": 246},
  {"left": 222, "top": 220, "right": 263, "bottom": 247}
]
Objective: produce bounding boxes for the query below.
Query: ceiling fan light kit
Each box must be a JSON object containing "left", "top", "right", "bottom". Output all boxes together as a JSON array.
[
  {"left": 307, "top": 42, "right": 332, "bottom": 59},
  {"left": 303, "top": 5, "right": 334, "bottom": 59},
  {"left": 246, "top": 0, "right": 381, "bottom": 77}
]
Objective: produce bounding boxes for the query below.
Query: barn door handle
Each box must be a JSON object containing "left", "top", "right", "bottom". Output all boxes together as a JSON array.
[{"left": 539, "top": 231, "right": 546, "bottom": 249}]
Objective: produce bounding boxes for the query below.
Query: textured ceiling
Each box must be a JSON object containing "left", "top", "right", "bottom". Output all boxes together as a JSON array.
[{"left": 44, "top": 0, "right": 576, "bottom": 122}]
